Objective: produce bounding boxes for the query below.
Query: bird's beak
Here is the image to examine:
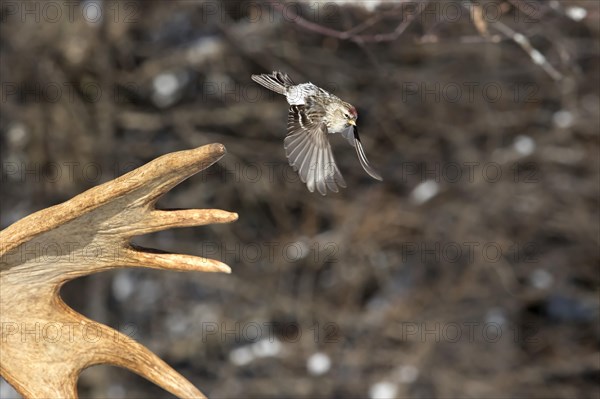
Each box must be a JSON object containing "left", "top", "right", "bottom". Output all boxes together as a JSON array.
[{"left": 348, "top": 120, "right": 356, "bottom": 126}]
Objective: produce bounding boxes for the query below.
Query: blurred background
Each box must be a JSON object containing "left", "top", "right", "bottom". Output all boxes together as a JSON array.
[{"left": 1, "top": 0, "right": 598, "bottom": 398}]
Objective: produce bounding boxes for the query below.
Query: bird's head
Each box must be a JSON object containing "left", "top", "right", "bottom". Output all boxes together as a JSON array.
[
  {"left": 341, "top": 103, "right": 358, "bottom": 126},
  {"left": 327, "top": 101, "right": 358, "bottom": 133}
]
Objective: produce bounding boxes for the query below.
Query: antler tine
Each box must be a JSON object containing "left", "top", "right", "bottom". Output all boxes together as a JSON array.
[
  {"left": 0, "top": 143, "right": 237, "bottom": 398},
  {"left": 0, "top": 143, "right": 233, "bottom": 255}
]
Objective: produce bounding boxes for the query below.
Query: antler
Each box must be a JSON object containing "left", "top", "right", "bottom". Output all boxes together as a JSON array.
[{"left": 0, "top": 143, "right": 238, "bottom": 398}]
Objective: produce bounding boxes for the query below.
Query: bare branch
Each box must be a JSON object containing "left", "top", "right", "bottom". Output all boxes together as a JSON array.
[{"left": 271, "top": 1, "right": 426, "bottom": 43}]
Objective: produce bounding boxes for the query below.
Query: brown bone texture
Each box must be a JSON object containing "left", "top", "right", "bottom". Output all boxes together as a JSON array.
[{"left": 0, "top": 143, "right": 238, "bottom": 398}]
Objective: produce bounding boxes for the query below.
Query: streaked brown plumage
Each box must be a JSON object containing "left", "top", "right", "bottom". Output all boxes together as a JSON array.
[{"left": 252, "top": 71, "right": 382, "bottom": 195}]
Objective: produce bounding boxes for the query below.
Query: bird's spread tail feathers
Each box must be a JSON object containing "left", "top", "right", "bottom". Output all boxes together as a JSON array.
[{"left": 251, "top": 71, "right": 295, "bottom": 95}]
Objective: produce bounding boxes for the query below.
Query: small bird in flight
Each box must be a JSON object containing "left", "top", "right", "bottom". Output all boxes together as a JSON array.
[{"left": 251, "top": 71, "right": 383, "bottom": 195}]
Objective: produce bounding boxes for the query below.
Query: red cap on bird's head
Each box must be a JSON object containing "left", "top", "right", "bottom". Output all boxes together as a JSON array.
[{"left": 348, "top": 106, "right": 358, "bottom": 118}]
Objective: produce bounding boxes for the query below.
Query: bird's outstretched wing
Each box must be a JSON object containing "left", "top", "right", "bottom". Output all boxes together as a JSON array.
[
  {"left": 342, "top": 126, "right": 383, "bottom": 181},
  {"left": 284, "top": 105, "right": 346, "bottom": 195},
  {"left": 251, "top": 71, "right": 295, "bottom": 95}
]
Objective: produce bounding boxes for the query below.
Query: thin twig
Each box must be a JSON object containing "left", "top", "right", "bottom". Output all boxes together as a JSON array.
[
  {"left": 492, "top": 20, "right": 563, "bottom": 81},
  {"left": 465, "top": 1, "right": 563, "bottom": 81},
  {"left": 271, "top": 1, "right": 427, "bottom": 43}
]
